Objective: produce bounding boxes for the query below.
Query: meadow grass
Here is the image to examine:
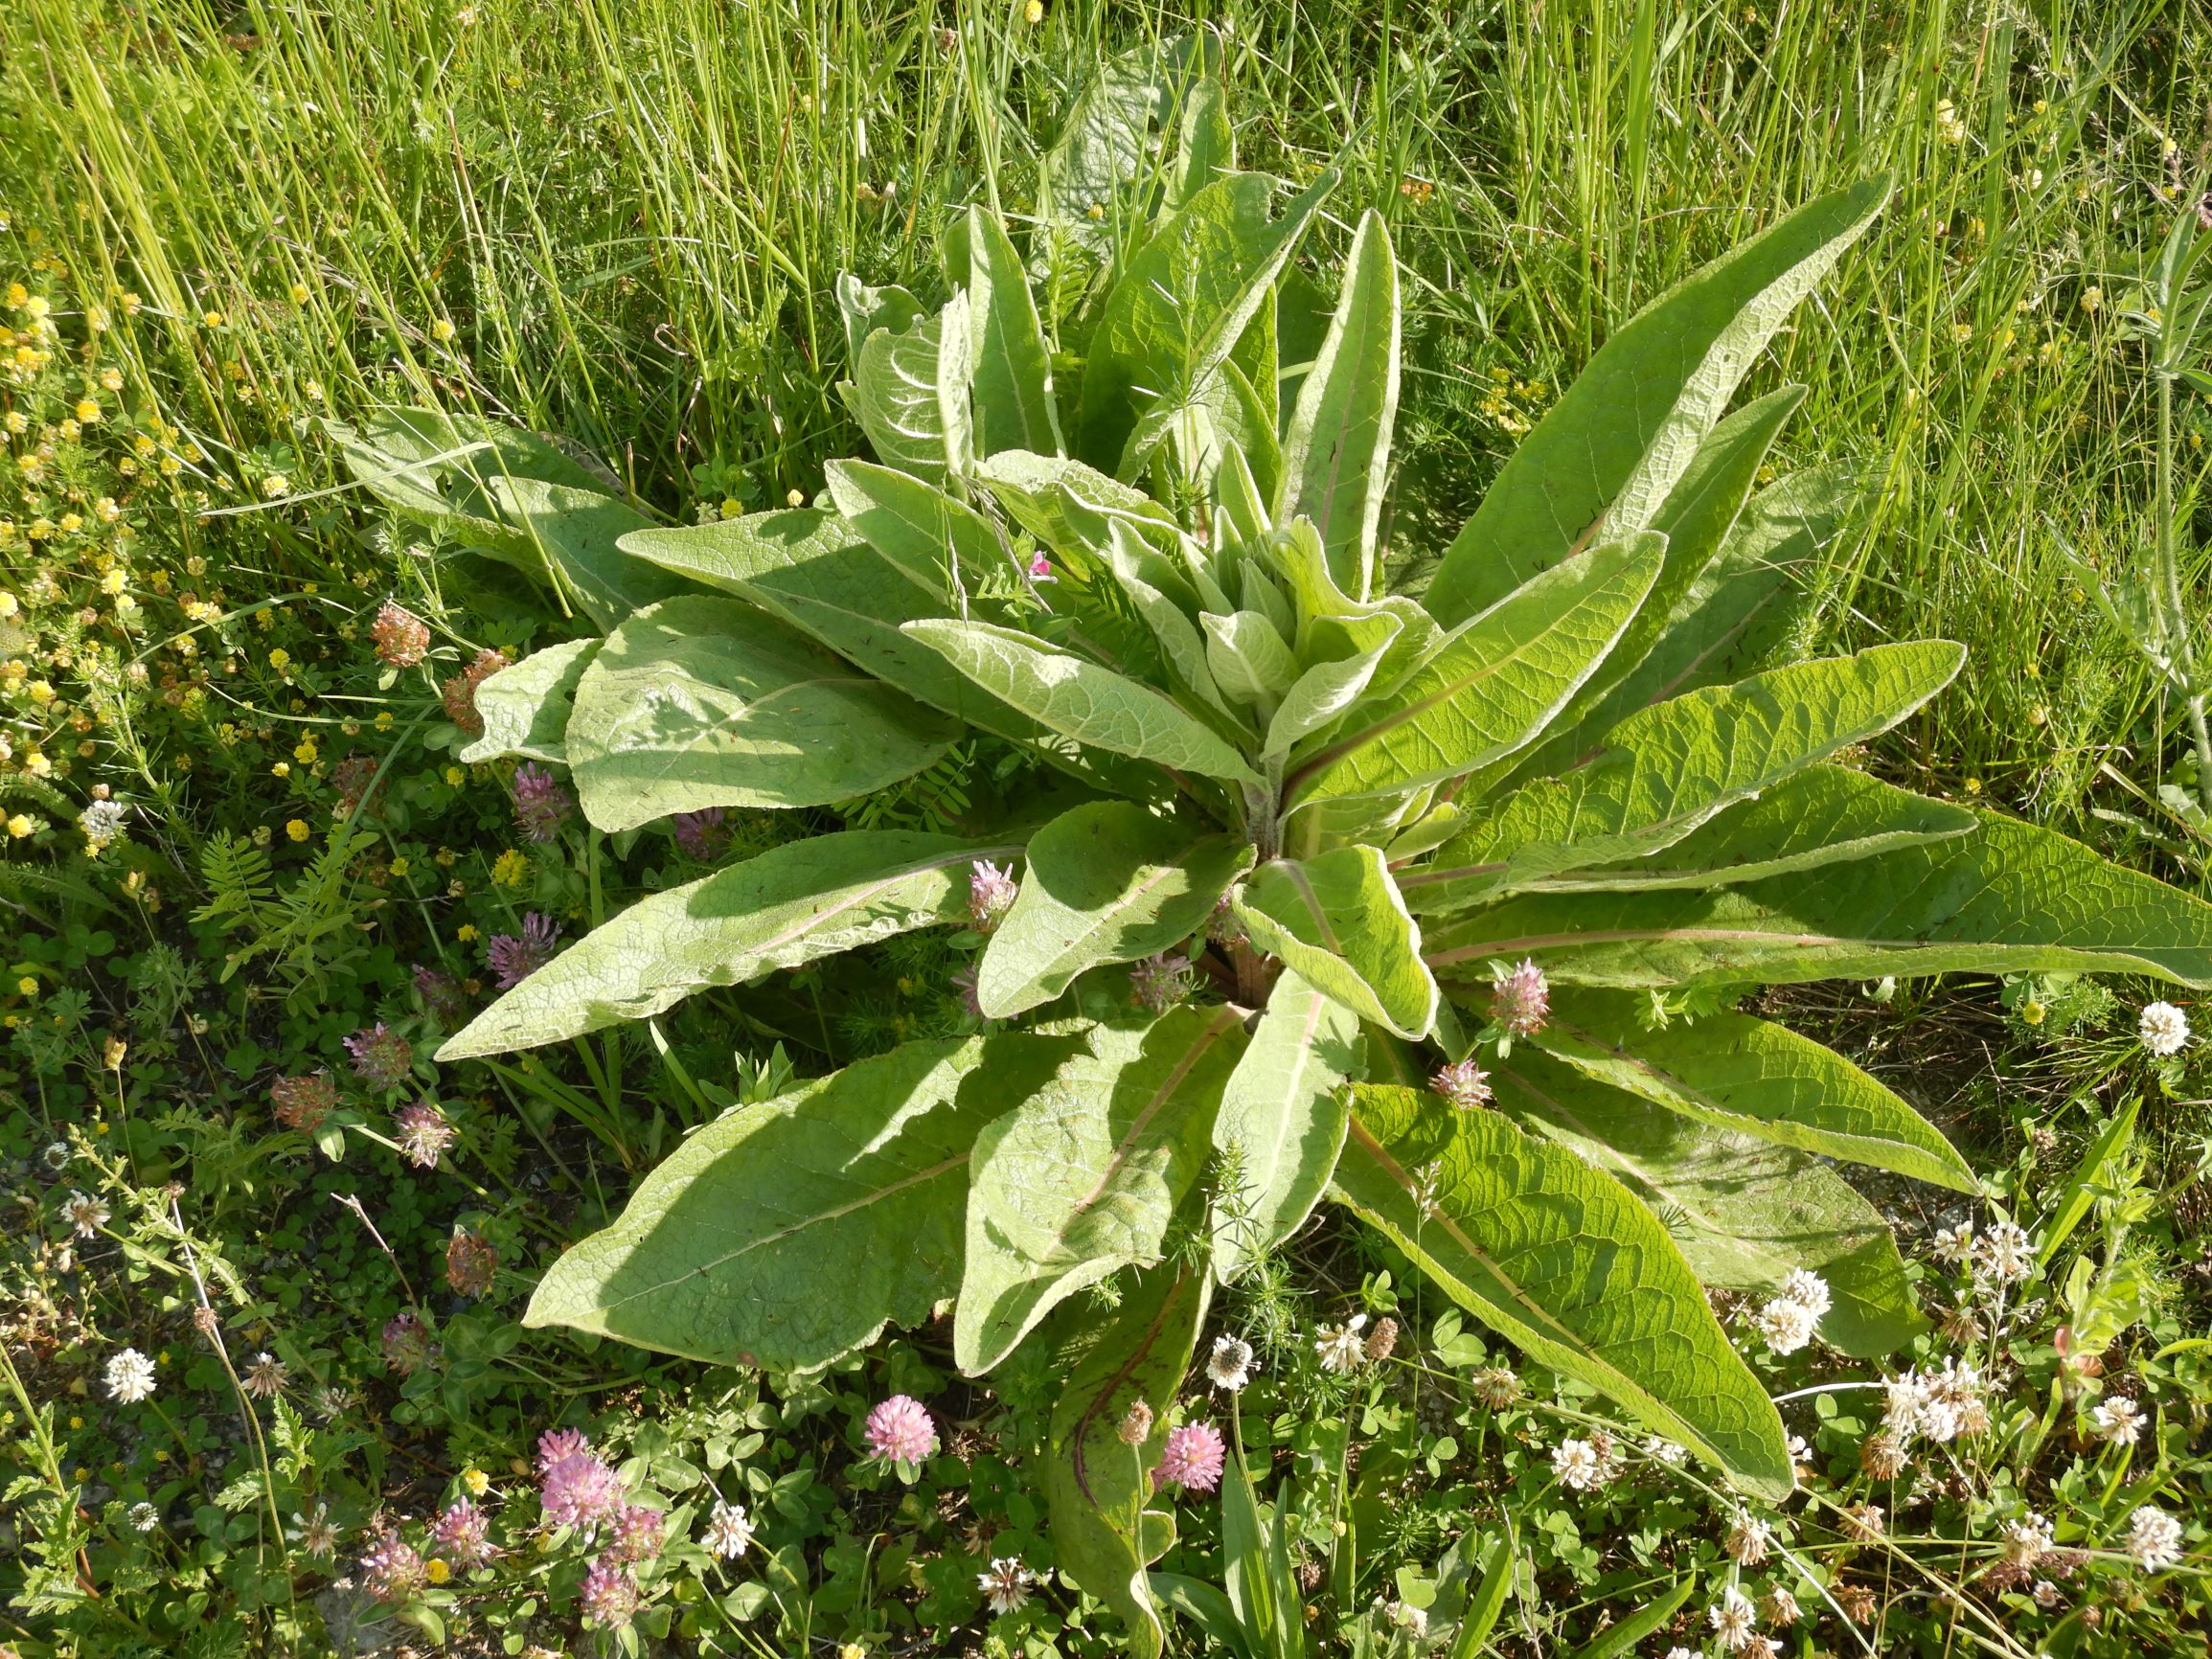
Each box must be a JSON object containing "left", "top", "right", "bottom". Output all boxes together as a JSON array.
[{"left": 10, "top": 0, "right": 2212, "bottom": 856}]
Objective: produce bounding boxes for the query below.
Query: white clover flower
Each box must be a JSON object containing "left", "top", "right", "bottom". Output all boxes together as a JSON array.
[
  {"left": 243, "top": 1352, "right": 286, "bottom": 1399},
  {"left": 2126, "top": 1505, "right": 2184, "bottom": 1571},
  {"left": 703, "top": 1499, "right": 754, "bottom": 1560},
  {"left": 2091, "top": 1396, "right": 2145, "bottom": 1445},
  {"left": 2139, "top": 1000, "right": 2190, "bottom": 1057},
  {"left": 1708, "top": 1585, "right": 1758, "bottom": 1651},
  {"left": 1641, "top": 1435, "right": 1688, "bottom": 1466},
  {"left": 1551, "top": 1437, "right": 1607, "bottom": 1491},
  {"left": 1930, "top": 1220, "right": 1974, "bottom": 1266},
  {"left": 1761, "top": 1587, "right": 1802, "bottom": 1626},
  {"left": 62, "top": 1190, "right": 108, "bottom": 1239},
  {"left": 1724, "top": 1511, "right": 1772, "bottom": 1566},
  {"left": 105, "top": 1347, "right": 157, "bottom": 1404},
  {"left": 80, "top": 798, "right": 126, "bottom": 852},
  {"left": 1971, "top": 1218, "right": 2034, "bottom": 1284},
  {"left": 1206, "top": 1334, "right": 1254, "bottom": 1392},
  {"left": 2002, "top": 1511, "right": 2055, "bottom": 1568},
  {"left": 1779, "top": 1269, "right": 1832, "bottom": 1319},
  {"left": 1314, "top": 1314, "right": 1368, "bottom": 1374},
  {"left": 978, "top": 1555, "right": 1036, "bottom": 1614},
  {"left": 1387, "top": 1601, "right": 1428, "bottom": 1639},
  {"left": 1752, "top": 1295, "right": 1818, "bottom": 1355},
  {"left": 127, "top": 1501, "right": 161, "bottom": 1533}
]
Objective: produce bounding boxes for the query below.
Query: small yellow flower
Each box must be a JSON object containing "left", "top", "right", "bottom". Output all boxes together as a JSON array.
[
  {"left": 293, "top": 738, "right": 318, "bottom": 763},
  {"left": 269, "top": 648, "right": 291, "bottom": 672},
  {"left": 262, "top": 475, "right": 289, "bottom": 499},
  {"left": 289, "top": 282, "right": 311, "bottom": 305},
  {"left": 2021, "top": 1000, "right": 2046, "bottom": 1027},
  {"left": 0, "top": 592, "right": 14, "bottom": 617},
  {"left": 285, "top": 817, "right": 311, "bottom": 843},
  {"left": 457, "top": 922, "right": 481, "bottom": 943},
  {"left": 424, "top": 1558, "right": 451, "bottom": 1585},
  {"left": 3, "top": 284, "right": 25, "bottom": 307},
  {"left": 491, "top": 849, "right": 530, "bottom": 888},
  {"left": 1965, "top": 777, "right": 1982, "bottom": 795},
  {"left": 59, "top": 512, "right": 82, "bottom": 534},
  {"left": 6, "top": 814, "right": 34, "bottom": 839},
  {"left": 75, "top": 398, "right": 100, "bottom": 424},
  {"left": 16, "top": 975, "right": 36, "bottom": 996},
  {"left": 271, "top": 761, "right": 290, "bottom": 778},
  {"left": 786, "top": 488, "right": 806, "bottom": 508},
  {"left": 101, "top": 568, "right": 126, "bottom": 595},
  {"left": 96, "top": 497, "right": 119, "bottom": 522},
  {"left": 2079, "top": 285, "right": 2104, "bottom": 316},
  {"left": 27, "top": 680, "right": 55, "bottom": 706},
  {"left": 23, "top": 295, "right": 49, "bottom": 321},
  {"left": 431, "top": 318, "right": 456, "bottom": 343},
  {"left": 463, "top": 1467, "right": 490, "bottom": 1496},
  {"left": 1023, "top": 0, "right": 1042, "bottom": 20},
  {"left": 202, "top": 310, "right": 225, "bottom": 329},
  {"left": 445, "top": 764, "right": 466, "bottom": 786},
  {"left": 389, "top": 855, "right": 411, "bottom": 876},
  {"left": 3, "top": 411, "right": 24, "bottom": 434},
  {"left": 101, "top": 367, "right": 123, "bottom": 392},
  {"left": 376, "top": 711, "right": 395, "bottom": 730}
]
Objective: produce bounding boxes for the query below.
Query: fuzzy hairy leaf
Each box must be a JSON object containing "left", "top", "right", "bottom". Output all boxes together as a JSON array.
[
  {"left": 1279, "top": 209, "right": 1400, "bottom": 602},
  {"left": 524, "top": 1035, "right": 1074, "bottom": 1372},
  {"left": 1524, "top": 764, "right": 1975, "bottom": 893},
  {"left": 902, "top": 618, "right": 1262, "bottom": 785},
  {"left": 1425, "top": 811, "right": 2212, "bottom": 989},
  {"left": 1425, "top": 178, "right": 1887, "bottom": 627},
  {"left": 1401, "top": 642, "right": 1965, "bottom": 911},
  {"left": 978, "top": 803, "right": 1254, "bottom": 1018},
  {"left": 1531, "top": 989, "right": 1975, "bottom": 1191},
  {"left": 957, "top": 1008, "right": 1246, "bottom": 1373},
  {"left": 1046, "top": 1261, "right": 1212, "bottom": 1659},
  {"left": 854, "top": 294, "right": 972, "bottom": 489},
  {"left": 567, "top": 596, "right": 961, "bottom": 831},
  {"left": 1333, "top": 1083, "right": 1791, "bottom": 1497},
  {"left": 1211, "top": 968, "right": 1360, "bottom": 1278},
  {"left": 459, "top": 639, "right": 597, "bottom": 764},
  {"left": 438, "top": 830, "right": 1021, "bottom": 1058},
  {"left": 825, "top": 459, "right": 1012, "bottom": 597},
  {"left": 961, "top": 205, "right": 1064, "bottom": 458},
  {"left": 1288, "top": 534, "right": 1664, "bottom": 807},
  {"left": 487, "top": 476, "right": 696, "bottom": 632},
  {"left": 1236, "top": 846, "right": 1439, "bottom": 1038},
  {"left": 1040, "top": 34, "right": 1219, "bottom": 244},
  {"left": 1494, "top": 1051, "right": 1924, "bottom": 1357}
]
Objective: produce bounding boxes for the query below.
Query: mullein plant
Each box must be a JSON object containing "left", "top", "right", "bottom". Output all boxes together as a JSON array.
[{"left": 335, "top": 52, "right": 2212, "bottom": 1653}]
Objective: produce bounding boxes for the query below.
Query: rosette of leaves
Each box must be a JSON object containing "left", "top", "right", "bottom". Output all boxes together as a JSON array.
[{"left": 350, "top": 62, "right": 2212, "bottom": 1653}]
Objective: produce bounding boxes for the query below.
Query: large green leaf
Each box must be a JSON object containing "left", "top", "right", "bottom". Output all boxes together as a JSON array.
[
  {"left": 458, "top": 639, "right": 598, "bottom": 764},
  {"left": 1235, "top": 846, "right": 1438, "bottom": 1039},
  {"left": 1494, "top": 1050, "right": 1924, "bottom": 1357},
  {"left": 1529, "top": 989, "right": 1975, "bottom": 1191},
  {"left": 974, "top": 448, "right": 1185, "bottom": 560},
  {"left": 960, "top": 205, "right": 1064, "bottom": 459},
  {"left": 437, "top": 830, "right": 1021, "bottom": 1059},
  {"left": 977, "top": 803, "right": 1254, "bottom": 1018},
  {"left": 1046, "top": 1261, "right": 1212, "bottom": 1659},
  {"left": 1333, "top": 1084, "right": 1791, "bottom": 1498},
  {"left": 1425, "top": 178, "right": 1887, "bottom": 628},
  {"left": 1401, "top": 642, "right": 1965, "bottom": 911},
  {"left": 567, "top": 596, "right": 961, "bottom": 831},
  {"left": 487, "top": 476, "right": 696, "bottom": 632},
  {"left": 1425, "top": 810, "right": 2212, "bottom": 989},
  {"left": 957, "top": 1008, "right": 1246, "bottom": 1373},
  {"left": 1556, "top": 463, "right": 1852, "bottom": 752},
  {"left": 522, "top": 1035, "right": 1074, "bottom": 1372},
  {"left": 825, "top": 459, "right": 1011, "bottom": 597},
  {"left": 1077, "top": 170, "right": 1334, "bottom": 476},
  {"left": 1039, "top": 34, "right": 1218, "bottom": 244},
  {"left": 853, "top": 293, "right": 972, "bottom": 489},
  {"left": 1211, "top": 968, "right": 1360, "bottom": 1278},
  {"left": 1278, "top": 209, "right": 1400, "bottom": 602},
  {"left": 619, "top": 511, "right": 1126, "bottom": 771},
  {"left": 902, "top": 618, "right": 1262, "bottom": 785},
  {"left": 1525, "top": 764, "right": 1975, "bottom": 893},
  {"left": 1287, "top": 534, "right": 1664, "bottom": 807}
]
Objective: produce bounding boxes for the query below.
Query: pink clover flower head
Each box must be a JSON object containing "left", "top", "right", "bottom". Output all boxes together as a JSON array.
[
  {"left": 346, "top": 1022, "right": 413, "bottom": 1090},
  {"left": 486, "top": 913, "right": 562, "bottom": 988},
  {"left": 413, "top": 964, "right": 466, "bottom": 1024},
  {"left": 371, "top": 600, "right": 431, "bottom": 668},
  {"left": 1129, "top": 951, "right": 1194, "bottom": 1013},
  {"left": 1156, "top": 1420, "right": 1226, "bottom": 1493},
  {"left": 604, "top": 1503, "right": 665, "bottom": 1565},
  {"left": 394, "top": 1099, "right": 456, "bottom": 1170},
  {"left": 1490, "top": 956, "right": 1550, "bottom": 1036},
  {"left": 1431, "top": 1057, "right": 1493, "bottom": 1110},
  {"left": 511, "top": 762, "right": 574, "bottom": 843},
  {"left": 580, "top": 1557, "right": 641, "bottom": 1628},
  {"left": 950, "top": 966, "right": 983, "bottom": 1020},
  {"left": 1028, "top": 550, "right": 1056, "bottom": 582},
  {"left": 536, "top": 1427, "right": 592, "bottom": 1474},
  {"left": 360, "top": 1529, "right": 425, "bottom": 1603},
  {"left": 539, "top": 1444, "right": 626, "bottom": 1532},
  {"left": 672, "top": 807, "right": 730, "bottom": 861},
  {"left": 968, "top": 859, "right": 1019, "bottom": 930},
  {"left": 430, "top": 1498, "right": 496, "bottom": 1567},
  {"left": 864, "top": 1394, "right": 940, "bottom": 1465},
  {"left": 382, "top": 1307, "right": 439, "bottom": 1375}
]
